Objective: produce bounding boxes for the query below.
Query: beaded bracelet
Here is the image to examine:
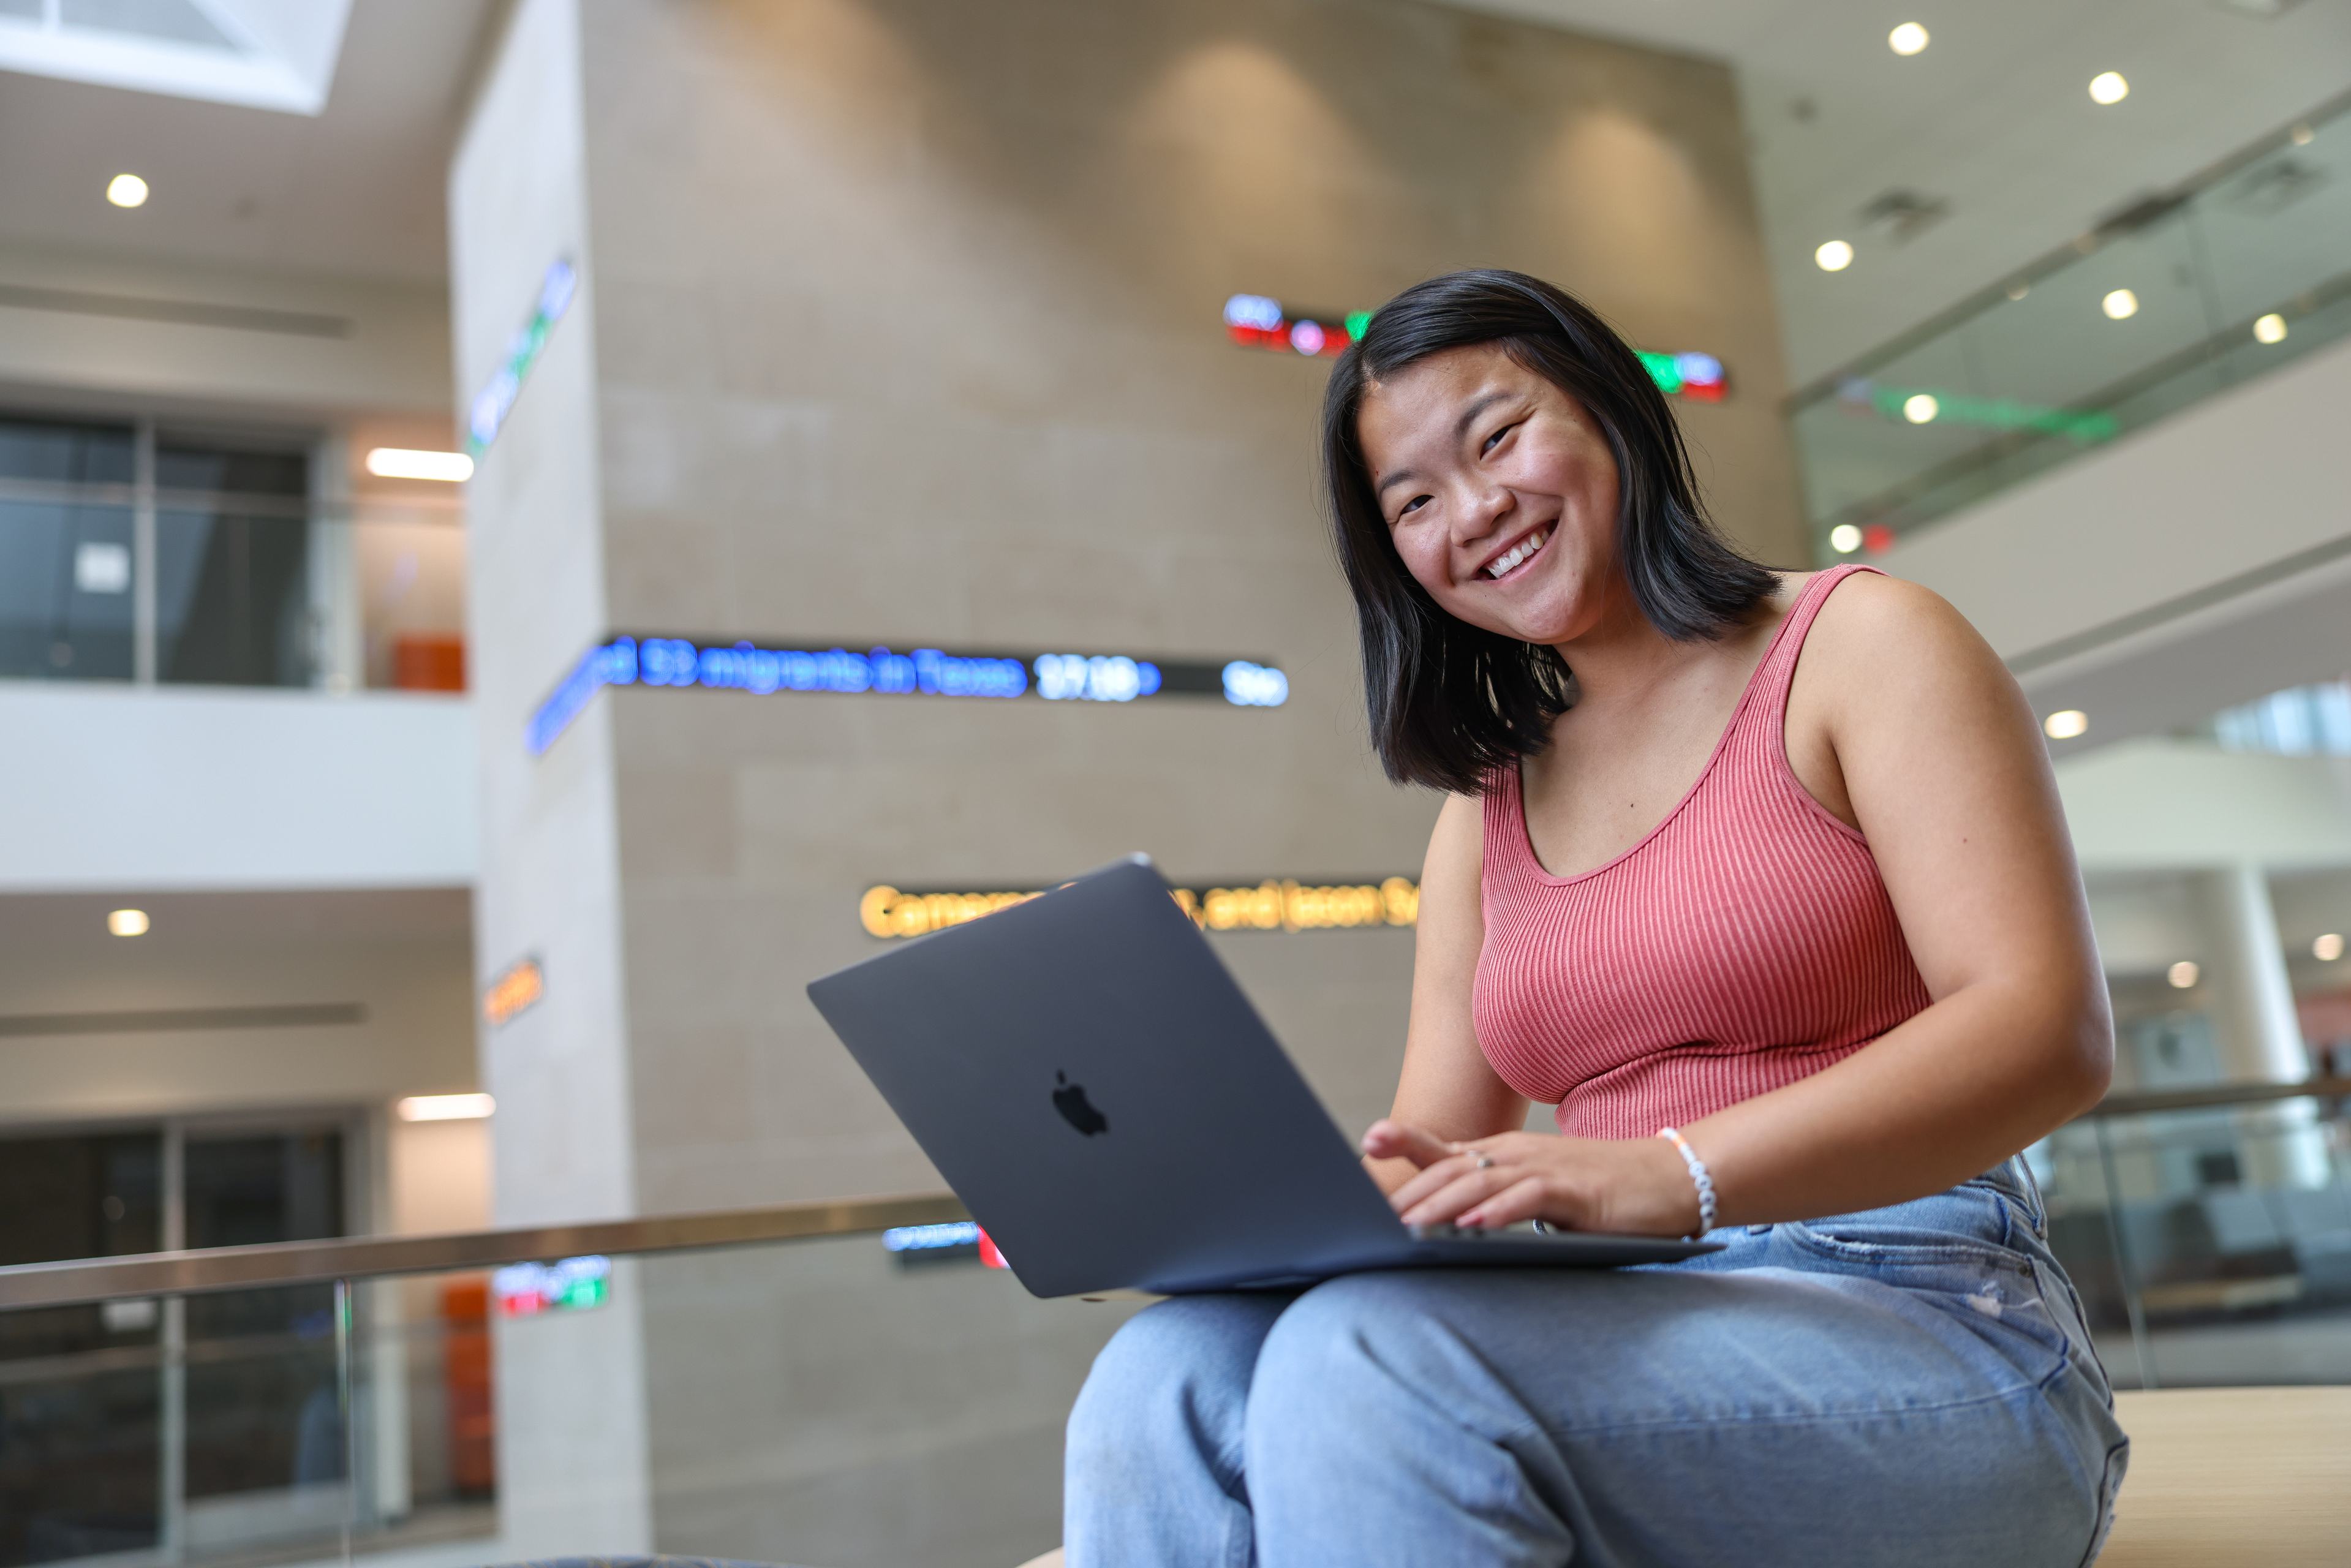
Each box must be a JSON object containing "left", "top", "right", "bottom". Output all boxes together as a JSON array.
[{"left": 1656, "top": 1127, "right": 1717, "bottom": 1239}]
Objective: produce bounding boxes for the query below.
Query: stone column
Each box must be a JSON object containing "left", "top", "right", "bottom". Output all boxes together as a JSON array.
[{"left": 2200, "top": 863, "right": 2329, "bottom": 1188}]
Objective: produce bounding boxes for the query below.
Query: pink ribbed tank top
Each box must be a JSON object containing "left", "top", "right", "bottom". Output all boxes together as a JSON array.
[{"left": 1473, "top": 565, "right": 1931, "bottom": 1140}]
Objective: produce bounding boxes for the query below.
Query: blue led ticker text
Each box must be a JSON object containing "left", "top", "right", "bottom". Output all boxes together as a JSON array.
[{"left": 527, "top": 633, "right": 1285, "bottom": 754}]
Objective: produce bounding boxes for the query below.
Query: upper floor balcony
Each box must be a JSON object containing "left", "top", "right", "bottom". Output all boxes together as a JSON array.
[
  {"left": 0, "top": 411, "right": 476, "bottom": 892},
  {"left": 1794, "top": 88, "right": 2351, "bottom": 562}
]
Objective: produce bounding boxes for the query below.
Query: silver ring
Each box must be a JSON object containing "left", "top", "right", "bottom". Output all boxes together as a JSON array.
[{"left": 1473, "top": 1152, "right": 1495, "bottom": 1170}]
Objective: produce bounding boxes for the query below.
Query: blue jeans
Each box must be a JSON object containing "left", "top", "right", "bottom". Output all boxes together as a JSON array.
[{"left": 1065, "top": 1160, "right": 2127, "bottom": 1566}]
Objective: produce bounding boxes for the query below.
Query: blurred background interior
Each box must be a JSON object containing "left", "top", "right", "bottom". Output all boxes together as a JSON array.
[{"left": 0, "top": 1, "right": 2347, "bottom": 1565}]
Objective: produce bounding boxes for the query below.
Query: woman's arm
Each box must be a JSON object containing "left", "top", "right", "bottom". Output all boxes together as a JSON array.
[
  {"left": 1362, "top": 791, "right": 1528, "bottom": 1194},
  {"left": 1384, "top": 575, "right": 2113, "bottom": 1232}
]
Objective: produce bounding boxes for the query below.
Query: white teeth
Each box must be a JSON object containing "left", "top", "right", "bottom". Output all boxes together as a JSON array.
[{"left": 1485, "top": 529, "right": 1549, "bottom": 579}]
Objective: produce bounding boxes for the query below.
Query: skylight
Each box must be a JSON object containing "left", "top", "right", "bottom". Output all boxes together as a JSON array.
[{"left": 0, "top": 0, "right": 350, "bottom": 114}]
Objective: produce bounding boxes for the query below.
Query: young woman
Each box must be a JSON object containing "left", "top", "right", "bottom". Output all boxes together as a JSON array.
[{"left": 1063, "top": 270, "right": 2128, "bottom": 1566}]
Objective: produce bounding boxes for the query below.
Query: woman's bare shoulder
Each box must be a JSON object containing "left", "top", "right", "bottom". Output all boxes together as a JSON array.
[
  {"left": 1803, "top": 569, "right": 1987, "bottom": 665},
  {"left": 1796, "top": 569, "right": 2018, "bottom": 734}
]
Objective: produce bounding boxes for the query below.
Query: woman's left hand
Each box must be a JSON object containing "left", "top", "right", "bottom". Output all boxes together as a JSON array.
[{"left": 1362, "top": 1119, "right": 1704, "bottom": 1237}]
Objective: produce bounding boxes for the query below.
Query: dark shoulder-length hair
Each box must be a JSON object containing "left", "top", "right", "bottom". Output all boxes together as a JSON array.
[{"left": 1322, "top": 268, "right": 1777, "bottom": 796}]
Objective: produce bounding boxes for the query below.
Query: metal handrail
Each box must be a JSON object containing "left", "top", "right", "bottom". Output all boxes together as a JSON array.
[
  {"left": 0, "top": 1191, "right": 967, "bottom": 1310},
  {"left": 4, "top": 1076, "right": 2345, "bottom": 1310},
  {"left": 0, "top": 473, "right": 465, "bottom": 525},
  {"left": 2081, "top": 1074, "right": 2351, "bottom": 1120}
]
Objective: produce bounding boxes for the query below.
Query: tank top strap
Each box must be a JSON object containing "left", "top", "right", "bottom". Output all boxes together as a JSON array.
[
  {"left": 1481, "top": 756, "right": 1531, "bottom": 870},
  {"left": 1746, "top": 564, "right": 1881, "bottom": 729}
]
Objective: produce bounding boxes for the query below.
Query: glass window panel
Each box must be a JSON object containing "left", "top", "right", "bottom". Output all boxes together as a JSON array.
[
  {"left": 0, "top": 1133, "right": 164, "bottom": 1567},
  {"left": 155, "top": 439, "right": 312, "bottom": 689},
  {"left": 0, "top": 418, "right": 138, "bottom": 682},
  {"left": 182, "top": 1132, "right": 347, "bottom": 1505}
]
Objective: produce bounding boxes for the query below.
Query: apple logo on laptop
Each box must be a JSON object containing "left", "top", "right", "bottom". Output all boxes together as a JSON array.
[{"left": 1053, "top": 1071, "right": 1109, "bottom": 1136}]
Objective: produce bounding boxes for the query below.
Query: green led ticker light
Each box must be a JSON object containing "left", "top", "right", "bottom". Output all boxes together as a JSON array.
[
  {"left": 1224, "top": 296, "right": 1727, "bottom": 400},
  {"left": 1840, "top": 379, "right": 2117, "bottom": 445}
]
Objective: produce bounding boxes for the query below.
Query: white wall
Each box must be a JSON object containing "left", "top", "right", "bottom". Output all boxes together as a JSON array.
[
  {"left": 1885, "top": 331, "right": 2351, "bottom": 735},
  {"left": 2057, "top": 739, "right": 2351, "bottom": 874},
  {"left": 0, "top": 242, "right": 451, "bottom": 417},
  {"left": 0, "top": 888, "right": 475, "bottom": 1126},
  {"left": 0, "top": 684, "right": 477, "bottom": 891}
]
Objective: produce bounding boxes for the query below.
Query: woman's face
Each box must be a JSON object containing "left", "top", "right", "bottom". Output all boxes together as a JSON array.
[{"left": 1357, "top": 344, "right": 1623, "bottom": 647}]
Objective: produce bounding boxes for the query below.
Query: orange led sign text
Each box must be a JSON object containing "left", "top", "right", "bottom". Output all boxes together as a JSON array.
[
  {"left": 861, "top": 878, "right": 1419, "bottom": 940},
  {"left": 483, "top": 957, "right": 546, "bottom": 1027}
]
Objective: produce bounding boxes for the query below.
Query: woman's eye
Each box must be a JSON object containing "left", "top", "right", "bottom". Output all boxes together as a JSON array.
[
  {"left": 1481, "top": 423, "right": 1518, "bottom": 456},
  {"left": 1395, "top": 495, "right": 1431, "bottom": 523}
]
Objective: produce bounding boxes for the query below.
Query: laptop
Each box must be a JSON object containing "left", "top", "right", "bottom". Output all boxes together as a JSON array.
[{"left": 808, "top": 856, "right": 1715, "bottom": 1297}]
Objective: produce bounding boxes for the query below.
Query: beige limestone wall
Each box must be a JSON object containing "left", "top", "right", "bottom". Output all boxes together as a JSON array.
[{"left": 575, "top": 0, "right": 1802, "bottom": 1213}]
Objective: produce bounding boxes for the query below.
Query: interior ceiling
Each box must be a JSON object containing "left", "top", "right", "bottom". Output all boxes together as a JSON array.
[
  {"left": 3, "top": 0, "right": 2343, "bottom": 360},
  {"left": 0, "top": 0, "right": 496, "bottom": 286},
  {"left": 1444, "top": 0, "right": 2351, "bottom": 383},
  {"left": 0, "top": 887, "right": 472, "bottom": 955}
]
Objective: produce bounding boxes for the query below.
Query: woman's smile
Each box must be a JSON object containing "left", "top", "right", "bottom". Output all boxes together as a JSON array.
[{"left": 1477, "top": 524, "right": 1552, "bottom": 582}]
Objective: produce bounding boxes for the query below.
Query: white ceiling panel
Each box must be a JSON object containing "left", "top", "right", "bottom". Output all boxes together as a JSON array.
[{"left": 1439, "top": 0, "right": 2351, "bottom": 382}]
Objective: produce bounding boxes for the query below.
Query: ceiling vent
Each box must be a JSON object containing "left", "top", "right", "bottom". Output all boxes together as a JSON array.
[
  {"left": 0, "top": 0, "right": 352, "bottom": 114},
  {"left": 2209, "top": 0, "right": 2314, "bottom": 16},
  {"left": 2225, "top": 156, "right": 2328, "bottom": 216},
  {"left": 1857, "top": 188, "right": 1952, "bottom": 246}
]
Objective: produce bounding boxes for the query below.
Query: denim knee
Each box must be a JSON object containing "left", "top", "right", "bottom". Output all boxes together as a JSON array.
[
  {"left": 1245, "top": 1275, "right": 1436, "bottom": 1446},
  {"left": 1068, "top": 1294, "right": 1280, "bottom": 1492}
]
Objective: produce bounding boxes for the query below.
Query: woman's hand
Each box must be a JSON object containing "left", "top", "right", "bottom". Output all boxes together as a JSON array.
[{"left": 1361, "top": 1119, "right": 1702, "bottom": 1237}]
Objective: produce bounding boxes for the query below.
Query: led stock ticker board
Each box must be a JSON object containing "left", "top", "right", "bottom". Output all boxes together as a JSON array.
[
  {"left": 1224, "top": 295, "right": 1729, "bottom": 402},
  {"left": 527, "top": 634, "right": 1289, "bottom": 754},
  {"left": 862, "top": 876, "right": 1422, "bottom": 940},
  {"left": 468, "top": 257, "right": 578, "bottom": 456}
]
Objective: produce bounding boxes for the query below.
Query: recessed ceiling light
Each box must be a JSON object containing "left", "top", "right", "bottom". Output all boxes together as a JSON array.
[
  {"left": 2102, "top": 288, "right": 2139, "bottom": 320},
  {"left": 2089, "top": 72, "right": 2130, "bottom": 105},
  {"left": 2290, "top": 123, "right": 2315, "bottom": 146},
  {"left": 365, "top": 448, "right": 475, "bottom": 483},
  {"left": 1815, "top": 239, "right": 1855, "bottom": 272},
  {"left": 1903, "top": 393, "right": 1940, "bottom": 424},
  {"left": 2006, "top": 281, "right": 2031, "bottom": 301},
  {"left": 107, "top": 908, "right": 149, "bottom": 937},
  {"left": 2317, "top": 932, "right": 2345, "bottom": 962},
  {"left": 2044, "top": 709, "right": 2089, "bottom": 740},
  {"left": 1828, "top": 524, "right": 1863, "bottom": 554},
  {"left": 2254, "top": 312, "right": 2287, "bottom": 344},
  {"left": 1889, "top": 22, "right": 1930, "bottom": 55},
  {"left": 2167, "top": 959, "right": 2200, "bottom": 989},
  {"left": 105, "top": 173, "right": 148, "bottom": 208},
  {"left": 396, "top": 1093, "right": 496, "bottom": 1122}
]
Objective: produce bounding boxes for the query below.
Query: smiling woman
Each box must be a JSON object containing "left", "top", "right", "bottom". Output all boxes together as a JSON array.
[
  {"left": 1064, "top": 269, "right": 2127, "bottom": 1568},
  {"left": 1320, "top": 271, "right": 1776, "bottom": 794}
]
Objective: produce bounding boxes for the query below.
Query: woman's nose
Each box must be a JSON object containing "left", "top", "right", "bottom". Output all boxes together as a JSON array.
[{"left": 1453, "top": 483, "right": 1512, "bottom": 546}]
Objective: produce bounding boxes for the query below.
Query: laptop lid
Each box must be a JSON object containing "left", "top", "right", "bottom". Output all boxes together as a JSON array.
[{"left": 807, "top": 857, "right": 1409, "bottom": 1297}]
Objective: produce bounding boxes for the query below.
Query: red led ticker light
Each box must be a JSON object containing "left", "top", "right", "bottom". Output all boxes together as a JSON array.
[
  {"left": 1223, "top": 296, "right": 1727, "bottom": 399},
  {"left": 1223, "top": 294, "right": 1362, "bottom": 358}
]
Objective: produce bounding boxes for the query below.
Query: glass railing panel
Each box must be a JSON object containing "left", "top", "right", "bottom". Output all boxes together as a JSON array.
[
  {"left": 0, "top": 497, "right": 138, "bottom": 682},
  {"left": 1795, "top": 92, "right": 2351, "bottom": 555},
  {"left": 0, "top": 1305, "right": 167, "bottom": 1565},
  {"left": 2038, "top": 1088, "right": 2351, "bottom": 1391},
  {"left": 623, "top": 1232, "right": 1131, "bottom": 1568},
  {"left": 155, "top": 508, "right": 315, "bottom": 690},
  {"left": 0, "top": 1198, "right": 1128, "bottom": 1568},
  {"left": 0, "top": 489, "right": 467, "bottom": 696},
  {"left": 349, "top": 518, "right": 467, "bottom": 694},
  {"left": 2193, "top": 119, "right": 2351, "bottom": 332}
]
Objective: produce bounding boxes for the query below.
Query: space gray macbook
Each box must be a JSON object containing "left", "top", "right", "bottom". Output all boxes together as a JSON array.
[{"left": 807, "top": 855, "right": 1714, "bottom": 1297}]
